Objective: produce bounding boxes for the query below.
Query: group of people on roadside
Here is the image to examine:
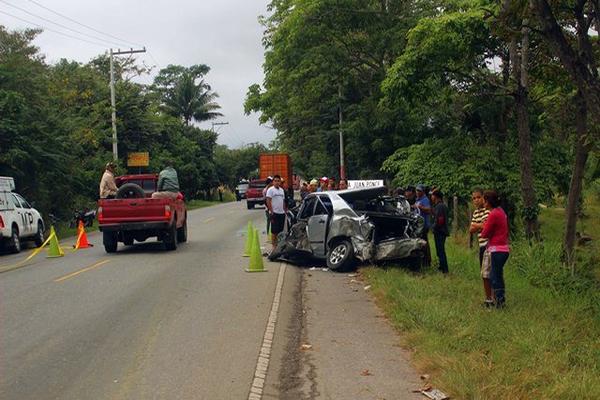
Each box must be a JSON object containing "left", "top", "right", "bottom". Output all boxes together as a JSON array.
[
  {"left": 299, "top": 176, "right": 348, "bottom": 199},
  {"left": 400, "top": 184, "right": 510, "bottom": 309}
]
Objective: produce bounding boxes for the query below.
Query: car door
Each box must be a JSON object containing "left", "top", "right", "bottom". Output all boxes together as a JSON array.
[
  {"left": 306, "top": 196, "right": 332, "bottom": 257},
  {"left": 15, "top": 194, "right": 36, "bottom": 236},
  {"left": 9, "top": 194, "right": 28, "bottom": 236}
]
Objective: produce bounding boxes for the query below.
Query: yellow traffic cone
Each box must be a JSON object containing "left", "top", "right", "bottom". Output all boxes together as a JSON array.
[
  {"left": 47, "top": 226, "right": 64, "bottom": 258},
  {"left": 246, "top": 228, "right": 266, "bottom": 272},
  {"left": 243, "top": 221, "right": 254, "bottom": 257}
]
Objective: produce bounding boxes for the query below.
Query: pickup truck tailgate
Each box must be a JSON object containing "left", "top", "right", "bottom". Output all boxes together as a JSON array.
[{"left": 98, "top": 198, "right": 171, "bottom": 224}]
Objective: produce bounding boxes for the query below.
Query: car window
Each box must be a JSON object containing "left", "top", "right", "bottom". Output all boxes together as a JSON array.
[
  {"left": 314, "top": 197, "right": 330, "bottom": 216},
  {"left": 299, "top": 197, "right": 317, "bottom": 219},
  {"left": 10, "top": 194, "right": 23, "bottom": 208},
  {"left": 15, "top": 194, "right": 32, "bottom": 208},
  {"left": 317, "top": 195, "right": 333, "bottom": 215}
]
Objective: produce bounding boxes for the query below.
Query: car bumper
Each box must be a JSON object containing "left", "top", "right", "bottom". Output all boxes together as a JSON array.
[
  {"left": 99, "top": 221, "right": 170, "bottom": 232},
  {"left": 247, "top": 198, "right": 264, "bottom": 204}
]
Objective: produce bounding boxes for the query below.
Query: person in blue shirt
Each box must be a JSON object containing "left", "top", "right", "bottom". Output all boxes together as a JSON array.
[{"left": 412, "top": 184, "right": 432, "bottom": 266}]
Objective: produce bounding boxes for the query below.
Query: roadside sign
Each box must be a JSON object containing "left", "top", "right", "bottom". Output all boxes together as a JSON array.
[
  {"left": 127, "top": 152, "right": 150, "bottom": 167},
  {"left": 0, "top": 176, "right": 15, "bottom": 192},
  {"left": 347, "top": 180, "right": 384, "bottom": 189}
]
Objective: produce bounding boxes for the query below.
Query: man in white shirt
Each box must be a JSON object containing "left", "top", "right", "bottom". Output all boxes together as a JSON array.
[{"left": 266, "top": 175, "right": 288, "bottom": 250}]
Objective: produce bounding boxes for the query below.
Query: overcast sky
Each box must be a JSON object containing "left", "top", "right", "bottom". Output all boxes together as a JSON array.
[{"left": 0, "top": 0, "right": 274, "bottom": 148}]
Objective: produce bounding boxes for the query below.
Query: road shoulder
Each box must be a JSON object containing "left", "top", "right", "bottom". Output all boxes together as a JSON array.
[{"left": 272, "top": 266, "right": 423, "bottom": 400}]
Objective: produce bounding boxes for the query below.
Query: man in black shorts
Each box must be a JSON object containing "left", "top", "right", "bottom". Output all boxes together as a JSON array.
[{"left": 265, "top": 175, "right": 288, "bottom": 251}]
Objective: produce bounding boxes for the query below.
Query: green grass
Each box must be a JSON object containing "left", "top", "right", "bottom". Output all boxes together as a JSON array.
[
  {"left": 364, "top": 199, "right": 600, "bottom": 399},
  {"left": 54, "top": 220, "right": 98, "bottom": 240}
]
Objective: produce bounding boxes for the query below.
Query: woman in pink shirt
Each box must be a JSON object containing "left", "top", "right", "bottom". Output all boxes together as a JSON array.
[{"left": 480, "top": 190, "right": 510, "bottom": 308}]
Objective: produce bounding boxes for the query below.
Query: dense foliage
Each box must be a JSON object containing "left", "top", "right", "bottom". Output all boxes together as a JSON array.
[
  {"left": 0, "top": 26, "right": 257, "bottom": 219},
  {"left": 246, "top": 0, "right": 599, "bottom": 245}
]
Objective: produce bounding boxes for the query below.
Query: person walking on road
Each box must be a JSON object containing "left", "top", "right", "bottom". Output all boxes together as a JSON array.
[
  {"left": 262, "top": 177, "right": 273, "bottom": 234},
  {"left": 266, "top": 175, "right": 288, "bottom": 251},
  {"left": 480, "top": 190, "right": 510, "bottom": 308},
  {"left": 152, "top": 161, "right": 180, "bottom": 199},
  {"left": 99, "top": 162, "right": 118, "bottom": 199},
  {"left": 469, "top": 188, "right": 492, "bottom": 306},
  {"left": 412, "top": 184, "right": 432, "bottom": 266},
  {"left": 431, "top": 190, "right": 449, "bottom": 273}
]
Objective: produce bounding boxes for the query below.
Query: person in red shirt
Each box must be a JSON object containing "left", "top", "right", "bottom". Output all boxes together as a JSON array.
[{"left": 480, "top": 190, "right": 510, "bottom": 308}]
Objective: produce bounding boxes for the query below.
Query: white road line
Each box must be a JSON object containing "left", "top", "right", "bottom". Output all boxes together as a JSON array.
[{"left": 248, "top": 263, "right": 286, "bottom": 400}]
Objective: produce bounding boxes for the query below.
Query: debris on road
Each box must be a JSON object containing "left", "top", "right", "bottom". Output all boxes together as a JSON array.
[
  {"left": 364, "top": 285, "right": 372, "bottom": 291},
  {"left": 420, "top": 374, "right": 430, "bottom": 380},
  {"left": 420, "top": 388, "right": 450, "bottom": 400},
  {"left": 360, "top": 369, "right": 373, "bottom": 376},
  {"left": 300, "top": 344, "right": 313, "bottom": 351},
  {"left": 347, "top": 273, "right": 357, "bottom": 277}
]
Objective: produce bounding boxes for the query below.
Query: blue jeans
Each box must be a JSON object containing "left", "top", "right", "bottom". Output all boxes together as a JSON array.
[
  {"left": 490, "top": 252, "right": 509, "bottom": 305},
  {"left": 433, "top": 233, "right": 449, "bottom": 273}
]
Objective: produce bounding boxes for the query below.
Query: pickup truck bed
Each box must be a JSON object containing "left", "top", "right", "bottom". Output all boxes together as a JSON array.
[{"left": 97, "top": 175, "right": 187, "bottom": 253}]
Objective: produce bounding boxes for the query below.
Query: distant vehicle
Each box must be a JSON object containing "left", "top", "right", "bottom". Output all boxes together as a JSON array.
[
  {"left": 269, "top": 186, "right": 426, "bottom": 271},
  {"left": 259, "top": 153, "right": 293, "bottom": 195},
  {"left": 245, "top": 179, "right": 268, "bottom": 209},
  {"left": 98, "top": 174, "right": 187, "bottom": 253},
  {"left": 235, "top": 179, "right": 249, "bottom": 201},
  {"left": 0, "top": 177, "right": 45, "bottom": 253}
]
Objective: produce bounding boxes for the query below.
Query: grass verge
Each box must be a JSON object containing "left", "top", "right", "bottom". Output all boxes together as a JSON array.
[{"left": 364, "top": 206, "right": 600, "bottom": 399}]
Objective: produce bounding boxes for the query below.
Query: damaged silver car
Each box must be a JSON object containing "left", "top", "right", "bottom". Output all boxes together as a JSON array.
[{"left": 269, "top": 186, "right": 427, "bottom": 271}]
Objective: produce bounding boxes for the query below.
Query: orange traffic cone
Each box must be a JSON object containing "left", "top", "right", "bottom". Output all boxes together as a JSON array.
[{"left": 73, "top": 221, "right": 93, "bottom": 249}]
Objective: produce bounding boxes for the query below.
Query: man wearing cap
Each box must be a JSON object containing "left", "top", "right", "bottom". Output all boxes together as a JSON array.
[
  {"left": 318, "top": 177, "right": 328, "bottom": 192},
  {"left": 309, "top": 179, "right": 319, "bottom": 193},
  {"left": 99, "top": 162, "right": 118, "bottom": 199},
  {"left": 413, "top": 184, "right": 432, "bottom": 266}
]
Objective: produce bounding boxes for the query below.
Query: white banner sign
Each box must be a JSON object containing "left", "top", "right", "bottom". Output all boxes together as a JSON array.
[{"left": 347, "top": 180, "right": 384, "bottom": 189}]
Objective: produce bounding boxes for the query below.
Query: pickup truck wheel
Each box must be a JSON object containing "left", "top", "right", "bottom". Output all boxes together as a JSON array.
[
  {"left": 10, "top": 226, "right": 21, "bottom": 254},
  {"left": 177, "top": 217, "right": 188, "bottom": 243},
  {"left": 34, "top": 221, "right": 44, "bottom": 247},
  {"left": 164, "top": 223, "right": 178, "bottom": 251},
  {"left": 326, "top": 239, "right": 355, "bottom": 271},
  {"left": 103, "top": 231, "right": 118, "bottom": 253},
  {"left": 247, "top": 202, "right": 254, "bottom": 210}
]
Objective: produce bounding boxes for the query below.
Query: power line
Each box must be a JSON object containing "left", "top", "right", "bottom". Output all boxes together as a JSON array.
[
  {"left": 0, "top": 0, "right": 129, "bottom": 48},
  {"left": 26, "top": 0, "right": 143, "bottom": 48},
  {"left": 0, "top": 9, "right": 108, "bottom": 47}
]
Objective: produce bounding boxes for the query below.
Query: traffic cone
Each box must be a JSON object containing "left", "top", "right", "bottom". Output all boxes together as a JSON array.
[
  {"left": 47, "top": 226, "right": 64, "bottom": 258},
  {"left": 246, "top": 228, "right": 266, "bottom": 272},
  {"left": 73, "top": 221, "right": 93, "bottom": 249},
  {"left": 243, "top": 221, "right": 254, "bottom": 257}
]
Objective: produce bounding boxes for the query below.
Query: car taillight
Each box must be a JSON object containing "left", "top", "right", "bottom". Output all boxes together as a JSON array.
[
  {"left": 165, "top": 205, "right": 171, "bottom": 219},
  {"left": 0, "top": 214, "right": 4, "bottom": 229},
  {"left": 97, "top": 207, "right": 103, "bottom": 223}
]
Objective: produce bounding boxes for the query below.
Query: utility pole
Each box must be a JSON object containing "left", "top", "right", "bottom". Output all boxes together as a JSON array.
[
  {"left": 109, "top": 47, "right": 146, "bottom": 162},
  {"left": 338, "top": 85, "right": 346, "bottom": 181}
]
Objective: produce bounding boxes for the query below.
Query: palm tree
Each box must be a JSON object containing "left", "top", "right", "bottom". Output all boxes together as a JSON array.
[{"left": 154, "top": 65, "right": 223, "bottom": 125}]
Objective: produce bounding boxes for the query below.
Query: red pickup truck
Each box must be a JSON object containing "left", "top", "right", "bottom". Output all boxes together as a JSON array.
[{"left": 98, "top": 174, "right": 187, "bottom": 253}]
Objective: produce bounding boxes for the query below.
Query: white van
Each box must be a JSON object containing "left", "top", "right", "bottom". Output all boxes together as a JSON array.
[{"left": 0, "top": 177, "right": 45, "bottom": 253}]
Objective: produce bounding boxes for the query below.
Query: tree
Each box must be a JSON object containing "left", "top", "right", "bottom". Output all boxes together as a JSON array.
[{"left": 153, "top": 64, "right": 222, "bottom": 125}]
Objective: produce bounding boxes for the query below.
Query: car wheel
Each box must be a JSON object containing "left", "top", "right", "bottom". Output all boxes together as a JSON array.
[
  {"left": 177, "top": 217, "right": 188, "bottom": 243},
  {"left": 247, "top": 202, "right": 254, "bottom": 210},
  {"left": 34, "top": 221, "right": 44, "bottom": 247},
  {"left": 326, "top": 239, "right": 355, "bottom": 271},
  {"left": 103, "top": 231, "right": 118, "bottom": 253},
  {"left": 10, "top": 226, "right": 21, "bottom": 254},
  {"left": 164, "top": 223, "right": 178, "bottom": 251}
]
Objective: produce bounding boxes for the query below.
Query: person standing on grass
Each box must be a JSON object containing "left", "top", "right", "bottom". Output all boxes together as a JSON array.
[
  {"left": 266, "top": 175, "right": 288, "bottom": 251},
  {"left": 480, "top": 190, "right": 510, "bottom": 308},
  {"left": 469, "top": 188, "right": 492, "bottom": 306},
  {"left": 413, "top": 184, "right": 432, "bottom": 266},
  {"left": 431, "top": 190, "right": 449, "bottom": 274}
]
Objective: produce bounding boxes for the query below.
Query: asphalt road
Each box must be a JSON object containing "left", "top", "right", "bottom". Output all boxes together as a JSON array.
[
  {"left": 0, "top": 202, "right": 286, "bottom": 400},
  {"left": 1, "top": 201, "right": 423, "bottom": 400}
]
